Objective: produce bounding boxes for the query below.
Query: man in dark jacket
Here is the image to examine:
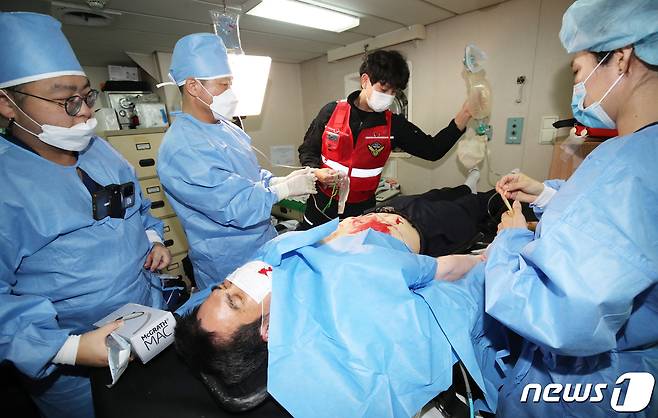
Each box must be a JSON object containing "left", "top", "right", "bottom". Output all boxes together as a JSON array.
[{"left": 298, "top": 49, "right": 471, "bottom": 229}]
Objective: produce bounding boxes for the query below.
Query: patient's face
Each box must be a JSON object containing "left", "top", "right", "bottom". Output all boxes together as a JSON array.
[
  {"left": 197, "top": 279, "right": 269, "bottom": 341},
  {"left": 325, "top": 213, "right": 421, "bottom": 253}
]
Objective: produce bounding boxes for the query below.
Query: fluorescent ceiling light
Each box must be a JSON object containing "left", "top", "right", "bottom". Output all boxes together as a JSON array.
[
  {"left": 246, "top": 0, "right": 359, "bottom": 33},
  {"left": 228, "top": 54, "right": 272, "bottom": 117}
]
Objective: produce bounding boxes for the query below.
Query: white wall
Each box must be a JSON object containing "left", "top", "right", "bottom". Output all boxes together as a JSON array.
[
  {"left": 299, "top": 0, "right": 575, "bottom": 194},
  {"left": 243, "top": 62, "right": 307, "bottom": 177}
]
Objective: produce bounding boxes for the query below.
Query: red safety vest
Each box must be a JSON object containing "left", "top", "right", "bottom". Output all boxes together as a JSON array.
[{"left": 320, "top": 101, "right": 392, "bottom": 203}]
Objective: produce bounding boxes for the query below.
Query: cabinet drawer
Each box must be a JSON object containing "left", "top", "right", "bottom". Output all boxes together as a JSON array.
[
  {"left": 162, "top": 216, "right": 188, "bottom": 256},
  {"left": 139, "top": 178, "right": 175, "bottom": 218},
  {"left": 107, "top": 133, "right": 164, "bottom": 180}
]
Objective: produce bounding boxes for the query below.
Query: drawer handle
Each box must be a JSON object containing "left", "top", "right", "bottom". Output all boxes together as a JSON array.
[
  {"left": 139, "top": 158, "right": 155, "bottom": 167},
  {"left": 151, "top": 201, "right": 165, "bottom": 209},
  {"left": 164, "top": 239, "right": 174, "bottom": 247}
]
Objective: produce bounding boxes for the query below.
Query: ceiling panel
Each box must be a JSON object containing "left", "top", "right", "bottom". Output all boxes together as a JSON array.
[
  {"left": 422, "top": 0, "right": 506, "bottom": 14},
  {"left": 61, "top": 18, "right": 328, "bottom": 64},
  {"left": 3, "top": 0, "right": 509, "bottom": 66}
]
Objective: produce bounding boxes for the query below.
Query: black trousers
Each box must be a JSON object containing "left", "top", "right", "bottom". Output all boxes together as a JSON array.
[
  {"left": 298, "top": 185, "right": 535, "bottom": 255},
  {"left": 383, "top": 185, "right": 535, "bottom": 256}
]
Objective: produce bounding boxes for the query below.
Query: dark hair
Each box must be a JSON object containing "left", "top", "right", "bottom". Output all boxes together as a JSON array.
[
  {"left": 174, "top": 306, "right": 268, "bottom": 386},
  {"left": 594, "top": 50, "right": 658, "bottom": 72},
  {"left": 3, "top": 82, "right": 28, "bottom": 106},
  {"left": 359, "top": 50, "right": 410, "bottom": 91},
  {"left": 593, "top": 51, "right": 614, "bottom": 65}
]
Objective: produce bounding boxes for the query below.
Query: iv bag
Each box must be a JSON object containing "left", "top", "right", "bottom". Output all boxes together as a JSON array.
[{"left": 210, "top": 8, "right": 243, "bottom": 54}]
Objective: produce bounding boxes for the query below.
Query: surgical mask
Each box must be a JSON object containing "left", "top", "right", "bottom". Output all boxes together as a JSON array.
[
  {"left": 227, "top": 260, "right": 273, "bottom": 304},
  {"left": 365, "top": 81, "right": 395, "bottom": 112},
  {"left": 197, "top": 80, "right": 239, "bottom": 121},
  {"left": 571, "top": 53, "right": 624, "bottom": 129},
  {"left": 1, "top": 90, "right": 96, "bottom": 151}
]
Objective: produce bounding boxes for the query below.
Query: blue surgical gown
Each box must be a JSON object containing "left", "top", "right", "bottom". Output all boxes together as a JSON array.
[
  {"left": 177, "top": 220, "right": 505, "bottom": 417},
  {"left": 0, "top": 135, "right": 165, "bottom": 418},
  {"left": 157, "top": 113, "right": 278, "bottom": 290},
  {"left": 484, "top": 124, "right": 658, "bottom": 417}
]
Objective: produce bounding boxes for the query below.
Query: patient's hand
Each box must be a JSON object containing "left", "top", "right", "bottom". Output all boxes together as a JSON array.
[
  {"left": 435, "top": 254, "right": 482, "bottom": 281},
  {"left": 144, "top": 242, "right": 172, "bottom": 272},
  {"left": 497, "top": 200, "right": 528, "bottom": 233}
]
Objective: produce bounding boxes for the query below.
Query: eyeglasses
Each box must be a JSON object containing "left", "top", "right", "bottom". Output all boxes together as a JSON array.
[{"left": 7, "top": 89, "right": 99, "bottom": 117}]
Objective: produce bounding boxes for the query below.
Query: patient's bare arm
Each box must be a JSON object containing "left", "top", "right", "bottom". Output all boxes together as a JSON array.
[{"left": 434, "top": 254, "right": 483, "bottom": 281}]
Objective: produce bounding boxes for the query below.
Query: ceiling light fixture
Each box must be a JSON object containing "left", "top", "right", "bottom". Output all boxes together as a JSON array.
[{"left": 245, "top": 0, "right": 359, "bottom": 33}]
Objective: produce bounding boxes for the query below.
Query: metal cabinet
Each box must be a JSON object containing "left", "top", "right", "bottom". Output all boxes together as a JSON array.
[
  {"left": 106, "top": 132, "right": 163, "bottom": 180},
  {"left": 102, "top": 127, "right": 191, "bottom": 286}
]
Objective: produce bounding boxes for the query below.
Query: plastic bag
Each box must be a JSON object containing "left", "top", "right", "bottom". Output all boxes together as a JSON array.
[
  {"left": 210, "top": 8, "right": 243, "bottom": 54},
  {"left": 457, "top": 130, "right": 488, "bottom": 170},
  {"left": 559, "top": 127, "right": 587, "bottom": 163},
  {"left": 336, "top": 173, "right": 350, "bottom": 215},
  {"left": 106, "top": 332, "right": 131, "bottom": 387},
  {"left": 464, "top": 44, "right": 487, "bottom": 73},
  {"left": 464, "top": 70, "right": 492, "bottom": 120},
  {"left": 463, "top": 44, "right": 492, "bottom": 121}
]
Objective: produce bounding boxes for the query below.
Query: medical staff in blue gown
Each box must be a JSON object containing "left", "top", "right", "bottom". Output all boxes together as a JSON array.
[
  {"left": 0, "top": 12, "right": 168, "bottom": 418},
  {"left": 177, "top": 219, "right": 508, "bottom": 418},
  {"left": 485, "top": 1, "right": 658, "bottom": 416},
  {"left": 157, "top": 33, "right": 317, "bottom": 290}
]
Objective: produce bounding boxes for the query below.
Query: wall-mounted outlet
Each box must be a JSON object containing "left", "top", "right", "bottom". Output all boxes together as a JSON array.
[
  {"left": 506, "top": 117, "right": 524, "bottom": 144},
  {"left": 539, "top": 116, "right": 558, "bottom": 144}
]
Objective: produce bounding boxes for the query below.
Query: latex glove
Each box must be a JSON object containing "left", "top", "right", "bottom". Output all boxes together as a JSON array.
[
  {"left": 144, "top": 242, "right": 171, "bottom": 272},
  {"left": 269, "top": 167, "right": 315, "bottom": 187},
  {"left": 314, "top": 168, "right": 339, "bottom": 186},
  {"left": 76, "top": 321, "right": 124, "bottom": 367},
  {"left": 496, "top": 171, "right": 544, "bottom": 203},
  {"left": 497, "top": 200, "right": 528, "bottom": 233},
  {"left": 270, "top": 171, "right": 317, "bottom": 201}
]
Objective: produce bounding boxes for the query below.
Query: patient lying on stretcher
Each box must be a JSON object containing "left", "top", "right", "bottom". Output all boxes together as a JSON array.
[{"left": 173, "top": 185, "right": 517, "bottom": 417}]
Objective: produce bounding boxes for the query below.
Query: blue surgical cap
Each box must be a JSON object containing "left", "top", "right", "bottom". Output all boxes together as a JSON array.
[
  {"left": 168, "top": 33, "right": 232, "bottom": 86},
  {"left": 560, "top": 0, "right": 658, "bottom": 65},
  {"left": 0, "top": 12, "right": 85, "bottom": 88}
]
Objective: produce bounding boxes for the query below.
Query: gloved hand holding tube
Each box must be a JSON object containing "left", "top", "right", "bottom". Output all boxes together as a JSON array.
[
  {"left": 269, "top": 169, "right": 317, "bottom": 201},
  {"left": 314, "top": 168, "right": 340, "bottom": 187},
  {"left": 269, "top": 167, "right": 316, "bottom": 187}
]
